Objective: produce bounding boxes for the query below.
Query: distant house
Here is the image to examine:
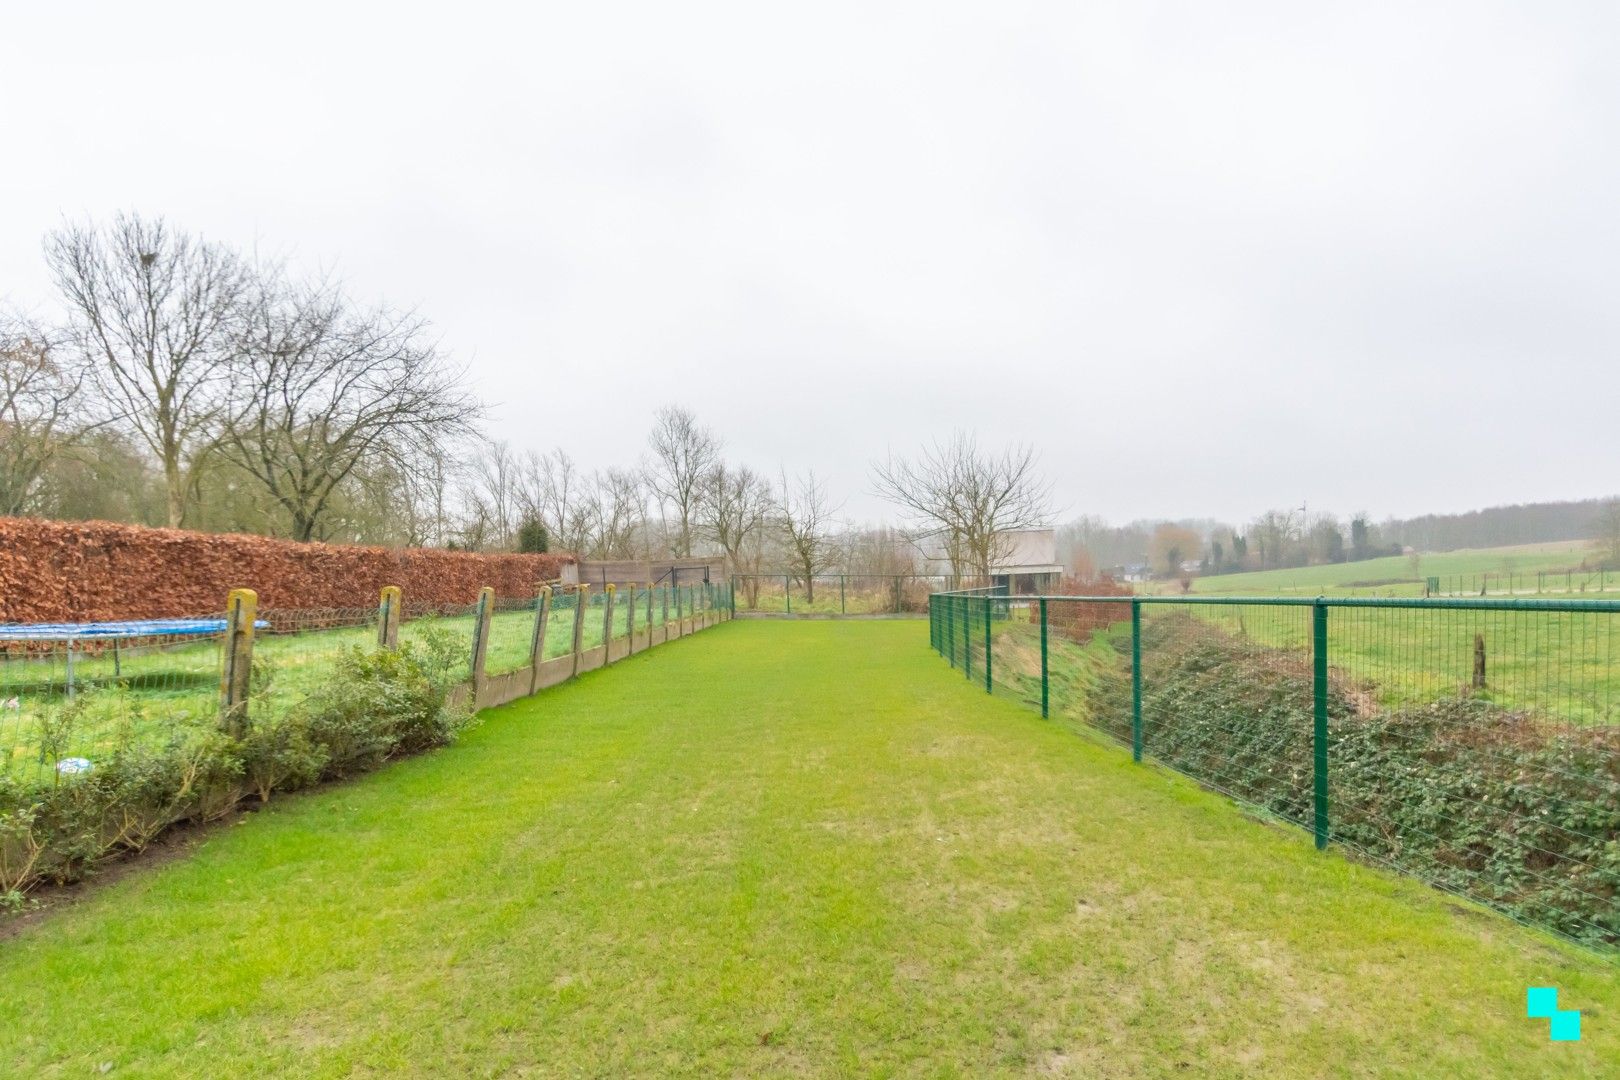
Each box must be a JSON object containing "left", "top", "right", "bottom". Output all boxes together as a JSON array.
[
  {"left": 917, "top": 527, "right": 1063, "bottom": 594},
  {"left": 989, "top": 529, "right": 1064, "bottom": 594}
]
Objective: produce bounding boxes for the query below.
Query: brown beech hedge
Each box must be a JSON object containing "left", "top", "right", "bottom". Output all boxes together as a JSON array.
[{"left": 0, "top": 517, "right": 574, "bottom": 622}]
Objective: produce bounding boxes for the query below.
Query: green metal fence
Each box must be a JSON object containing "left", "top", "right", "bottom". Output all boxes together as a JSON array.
[{"left": 930, "top": 588, "right": 1620, "bottom": 949}]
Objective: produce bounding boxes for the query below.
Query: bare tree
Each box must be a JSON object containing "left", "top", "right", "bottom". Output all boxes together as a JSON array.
[
  {"left": 699, "top": 463, "right": 773, "bottom": 573},
  {"left": 523, "top": 448, "right": 589, "bottom": 553},
  {"left": 46, "top": 213, "right": 251, "bottom": 526},
  {"left": 778, "top": 470, "right": 840, "bottom": 603},
  {"left": 588, "top": 467, "right": 646, "bottom": 558},
  {"left": 467, "top": 439, "right": 522, "bottom": 550},
  {"left": 646, "top": 405, "right": 720, "bottom": 557},
  {"left": 870, "top": 432, "right": 1051, "bottom": 582},
  {"left": 221, "top": 275, "right": 481, "bottom": 541},
  {"left": 0, "top": 314, "right": 89, "bottom": 515},
  {"left": 1596, "top": 497, "right": 1620, "bottom": 570}
]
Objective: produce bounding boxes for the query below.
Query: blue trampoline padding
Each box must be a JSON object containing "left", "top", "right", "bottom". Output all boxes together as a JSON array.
[{"left": 0, "top": 618, "right": 270, "bottom": 641}]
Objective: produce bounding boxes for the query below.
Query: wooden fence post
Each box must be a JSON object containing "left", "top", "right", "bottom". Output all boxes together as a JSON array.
[
  {"left": 377, "top": 585, "right": 401, "bottom": 649},
  {"left": 528, "top": 585, "right": 552, "bottom": 695},
  {"left": 219, "top": 588, "right": 258, "bottom": 738},
  {"left": 625, "top": 583, "right": 636, "bottom": 657},
  {"left": 470, "top": 587, "right": 494, "bottom": 694},
  {"left": 602, "top": 584, "right": 617, "bottom": 663},
  {"left": 572, "top": 584, "right": 590, "bottom": 676}
]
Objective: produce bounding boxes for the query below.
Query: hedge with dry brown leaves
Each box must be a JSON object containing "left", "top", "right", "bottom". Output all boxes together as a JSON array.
[{"left": 0, "top": 517, "right": 575, "bottom": 623}]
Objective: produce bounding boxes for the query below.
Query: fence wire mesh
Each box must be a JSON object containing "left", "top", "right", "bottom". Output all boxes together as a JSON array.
[
  {"left": 931, "top": 587, "right": 1620, "bottom": 949},
  {"left": 734, "top": 575, "right": 949, "bottom": 615},
  {"left": 1, "top": 620, "right": 230, "bottom": 785}
]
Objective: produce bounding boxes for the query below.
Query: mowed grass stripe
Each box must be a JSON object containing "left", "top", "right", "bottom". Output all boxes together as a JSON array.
[{"left": 0, "top": 621, "right": 1613, "bottom": 1077}]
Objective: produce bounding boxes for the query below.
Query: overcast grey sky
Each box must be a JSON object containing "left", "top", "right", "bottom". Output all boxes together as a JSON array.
[{"left": 4, "top": 2, "right": 1617, "bottom": 526}]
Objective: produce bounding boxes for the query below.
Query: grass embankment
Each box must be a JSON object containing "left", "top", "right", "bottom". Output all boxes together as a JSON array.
[{"left": 1, "top": 622, "right": 1614, "bottom": 1077}]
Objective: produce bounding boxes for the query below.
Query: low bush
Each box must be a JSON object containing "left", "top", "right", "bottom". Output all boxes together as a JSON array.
[{"left": 0, "top": 633, "right": 475, "bottom": 899}]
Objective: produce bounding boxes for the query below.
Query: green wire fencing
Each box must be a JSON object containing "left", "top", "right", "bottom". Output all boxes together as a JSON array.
[
  {"left": 733, "top": 574, "right": 953, "bottom": 615},
  {"left": 930, "top": 587, "right": 1620, "bottom": 950}
]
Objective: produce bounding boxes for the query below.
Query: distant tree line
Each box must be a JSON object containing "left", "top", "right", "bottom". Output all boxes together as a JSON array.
[{"left": 1059, "top": 497, "right": 1620, "bottom": 580}]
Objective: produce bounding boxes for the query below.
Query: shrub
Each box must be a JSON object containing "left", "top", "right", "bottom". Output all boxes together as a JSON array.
[
  {"left": 0, "top": 631, "right": 476, "bottom": 899},
  {"left": 301, "top": 636, "right": 472, "bottom": 779}
]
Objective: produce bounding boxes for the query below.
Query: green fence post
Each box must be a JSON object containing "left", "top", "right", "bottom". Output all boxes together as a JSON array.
[
  {"left": 1130, "top": 597, "right": 1142, "bottom": 763},
  {"left": 785, "top": 575, "right": 792, "bottom": 614},
  {"left": 963, "top": 596, "right": 972, "bottom": 681},
  {"left": 840, "top": 574, "right": 846, "bottom": 614},
  {"left": 946, "top": 594, "right": 956, "bottom": 667},
  {"left": 1312, "top": 599, "right": 1330, "bottom": 851},
  {"left": 1039, "top": 597, "right": 1049, "bottom": 719},
  {"left": 983, "top": 596, "right": 992, "bottom": 693}
]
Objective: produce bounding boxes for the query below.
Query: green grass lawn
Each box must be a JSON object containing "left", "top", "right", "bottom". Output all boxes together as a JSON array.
[{"left": 1, "top": 622, "right": 1614, "bottom": 1077}]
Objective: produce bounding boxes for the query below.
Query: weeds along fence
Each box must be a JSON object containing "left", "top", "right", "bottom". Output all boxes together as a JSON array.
[
  {"left": 931, "top": 588, "right": 1620, "bottom": 949},
  {"left": 732, "top": 574, "right": 954, "bottom": 615},
  {"left": 0, "top": 580, "right": 731, "bottom": 788}
]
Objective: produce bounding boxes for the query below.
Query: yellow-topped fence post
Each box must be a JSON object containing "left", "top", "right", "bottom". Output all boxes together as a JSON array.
[
  {"left": 377, "top": 585, "right": 402, "bottom": 649},
  {"left": 219, "top": 588, "right": 258, "bottom": 738}
]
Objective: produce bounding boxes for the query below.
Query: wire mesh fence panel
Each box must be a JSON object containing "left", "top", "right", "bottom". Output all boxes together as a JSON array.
[
  {"left": 0, "top": 619, "right": 229, "bottom": 786},
  {"left": 734, "top": 575, "right": 950, "bottom": 614},
  {"left": 254, "top": 607, "right": 389, "bottom": 721},
  {"left": 484, "top": 596, "right": 541, "bottom": 676},
  {"left": 607, "top": 589, "right": 631, "bottom": 642},
  {"left": 398, "top": 603, "right": 478, "bottom": 685},
  {"left": 1323, "top": 603, "right": 1619, "bottom": 945},
  {"left": 929, "top": 587, "right": 1620, "bottom": 950},
  {"left": 1135, "top": 602, "right": 1315, "bottom": 830},
  {"left": 578, "top": 589, "right": 606, "bottom": 651},
  {"left": 541, "top": 591, "right": 578, "bottom": 660},
  {"left": 733, "top": 577, "right": 786, "bottom": 613}
]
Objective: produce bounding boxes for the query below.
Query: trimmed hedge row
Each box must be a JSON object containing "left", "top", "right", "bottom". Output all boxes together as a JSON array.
[{"left": 0, "top": 517, "right": 575, "bottom": 624}]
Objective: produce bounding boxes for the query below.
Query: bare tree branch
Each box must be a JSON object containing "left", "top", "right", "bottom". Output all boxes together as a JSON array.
[
  {"left": 870, "top": 432, "right": 1051, "bottom": 581},
  {"left": 45, "top": 212, "right": 251, "bottom": 526},
  {"left": 646, "top": 405, "right": 720, "bottom": 558}
]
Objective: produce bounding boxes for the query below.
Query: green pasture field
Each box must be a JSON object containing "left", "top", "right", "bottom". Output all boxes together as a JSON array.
[
  {"left": 0, "top": 591, "right": 700, "bottom": 782},
  {"left": 986, "top": 597, "right": 1620, "bottom": 726},
  {"left": 1165, "top": 541, "right": 1609, "bottom": 598},
  {"left": 1, "top": 621, "right": 1613, "bottom": 1077}
]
